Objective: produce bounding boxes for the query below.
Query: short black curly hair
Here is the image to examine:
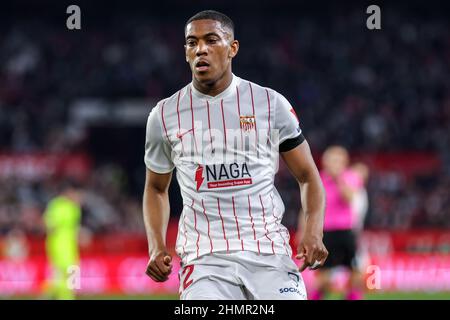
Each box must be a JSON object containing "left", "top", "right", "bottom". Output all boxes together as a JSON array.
[{"left": 185, "top": 10, "right": 234, "bottom": 37}]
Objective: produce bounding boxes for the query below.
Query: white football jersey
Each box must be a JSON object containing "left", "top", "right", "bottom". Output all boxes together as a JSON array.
[{"left": 144, "top": 74, "right": 303, "bottom": 265}]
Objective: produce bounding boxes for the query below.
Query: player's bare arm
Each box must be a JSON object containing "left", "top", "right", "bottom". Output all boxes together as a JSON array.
[
  {"left": 281, "top": 140, "right": 328, "bottom": 272},
  {"left": 143, "top": 168, "right": 173, "bottom": 282}
]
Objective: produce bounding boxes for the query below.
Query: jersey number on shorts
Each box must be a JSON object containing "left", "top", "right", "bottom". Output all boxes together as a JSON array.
[{"left": 182, "top": 265, "right": 194, "bottom": 290}]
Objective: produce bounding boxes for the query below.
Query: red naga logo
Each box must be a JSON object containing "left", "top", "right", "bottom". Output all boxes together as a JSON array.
[{"left": 194, "top": 165, "right": 204, "bottom": 191}]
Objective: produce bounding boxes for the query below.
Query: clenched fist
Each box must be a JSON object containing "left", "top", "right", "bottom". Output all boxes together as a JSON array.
[{"left": 145, "top": 249, "right": 173, "bottom": 282}]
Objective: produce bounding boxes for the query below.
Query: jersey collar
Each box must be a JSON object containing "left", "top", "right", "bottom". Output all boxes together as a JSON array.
[{"left": 190, "top": 73, "right": 240, "bottom": 101}]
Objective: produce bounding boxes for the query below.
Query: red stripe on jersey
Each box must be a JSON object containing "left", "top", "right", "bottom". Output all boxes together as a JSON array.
[
  {"left": 236, "top": 86, "right": 244, "bottom": 149},
  {"left": 217, "top": 198, "right": 229, "bottom": 252},
  {"left": 176, "top": 90, "right": 182, "bottom": 131},
  {"left": 176, "top": 90, "right": 185, "bottom": 153},
  {"left": 257, "top": 240, "right": 261, "bottom": 254},
  {"left": 248, "top": 82, "right": 259, "bottom": 151},
  {"left": 206, "top": 101, "right": 213, "bottom": 147},
  {"left": 201, "top": 199, "right": 213, "bottom": 253},
  {"left": 265, "top": 89, "right": 271, "bottom": 144},
  {"left": 236, "top": 86, "right": 241, "bottom": 114},
  {"left": 182, "top": 205, "right": 188, "bottom": 255},
  {"left": 189, "top": 199, "right": 200, "bottom": 258},
  {"left": 270, "top": 193, "right": 289, "bottom": 255},
  {"left": 241, "top": 239, "right": 244, "bottom": 251},
  {"left": 221, "top": 99, "right": 227, "bottom": 148},
  {"left": 160, "top": 101, "right": 171, "bottom": 145},
  {"left": 249, "top": 82, "right": 255, "bottom": 115},
  {"left": 232, "top": 196, "right": 241, "bottom": 240},
  {"left": 270, "top": 194, "right": 279, "bottom": 223},
  {"left": 260, "top": 194, "right": 275, "bottom": 254},
  {"left": 189, "top": 88, "right": 198, "bottom": 154},
  {"left": 247, "top": 195, "right": 257, "bottom": 240}
]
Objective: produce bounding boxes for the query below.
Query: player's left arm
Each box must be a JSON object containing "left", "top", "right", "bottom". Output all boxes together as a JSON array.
[
  {"left": 273, "top": 91, "right": 327, "bottom": 271},
  {"left": 281, "top": 140, "right": 328, "bottom": 272}
]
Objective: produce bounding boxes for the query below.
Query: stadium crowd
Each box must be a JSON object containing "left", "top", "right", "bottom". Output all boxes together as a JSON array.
[{"left": 0, "top": 7, "right": 448, "bottom": 235}]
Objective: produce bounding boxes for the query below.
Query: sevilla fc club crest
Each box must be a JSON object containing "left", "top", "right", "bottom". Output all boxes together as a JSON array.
[{"left": 239, "top": 115, "right": 256, "bottom": 132}]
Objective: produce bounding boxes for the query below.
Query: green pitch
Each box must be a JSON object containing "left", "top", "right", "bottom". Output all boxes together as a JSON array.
[
  {"left": 5, "top": 291, "right": 450, "bottom": 300},
  {"left": 327, "top": 291, "right": 450, "bottom": 300},
  {"left": 77, "top": 291, "right": 450, "bottom": 300}
]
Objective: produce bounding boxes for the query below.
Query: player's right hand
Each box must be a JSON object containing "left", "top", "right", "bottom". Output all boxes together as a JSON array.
[{"left": 145, "top": 250, "right": 173, "bottom": 282}]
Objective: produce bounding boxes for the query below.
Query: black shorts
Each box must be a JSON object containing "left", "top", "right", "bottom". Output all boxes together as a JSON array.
[{"left": 322, "top": 230, "right": 357, "bottom": 270}]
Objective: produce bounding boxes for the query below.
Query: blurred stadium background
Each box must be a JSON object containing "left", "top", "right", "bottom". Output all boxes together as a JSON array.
[{"left": 0, "top": 0, "right": 449, "bottom": 299}]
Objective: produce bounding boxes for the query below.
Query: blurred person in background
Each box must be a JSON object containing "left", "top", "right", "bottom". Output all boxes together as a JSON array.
[
  {"left": 312, "top": 146, "right": 363, "bottom": 300},
  {"left": 42, "top": 179, "right": 84, "bottom": 300},
  {"left": 350, "top": 162, "right": 369, "bottom": 232},
  {"left": 349, "top": 162, "right": 371, "bottom": 288},
  {"left": 1, "top": 227, "right": 29, "bottom": 262}
]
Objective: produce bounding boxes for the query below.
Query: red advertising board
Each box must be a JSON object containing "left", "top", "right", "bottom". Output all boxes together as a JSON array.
[
  {"left": 1, "top": 253, "right": 449, "bottom": 296},
  {"left": 0, "top": 153, "right": 92, "bottom": 181}
]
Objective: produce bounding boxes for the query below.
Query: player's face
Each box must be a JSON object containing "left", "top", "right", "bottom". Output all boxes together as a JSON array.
[
  {"left": 185, "top": 19, "right": 238, "bottom": 85},
  {"left": 323, "top": 149, "right": 349, "bottom": 177}
]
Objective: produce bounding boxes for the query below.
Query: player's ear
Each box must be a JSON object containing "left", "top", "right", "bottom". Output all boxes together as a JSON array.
[{"left": 229, "top": 40, "right": 239, "bottom": 58}]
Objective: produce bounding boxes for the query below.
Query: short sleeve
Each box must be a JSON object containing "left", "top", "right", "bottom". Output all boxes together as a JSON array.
[
  {"left": 273, "top": 92, "right": 304, "bottom": 151},
  {"left": 144, "top": 105, "right": 175, "bottom": 174}
]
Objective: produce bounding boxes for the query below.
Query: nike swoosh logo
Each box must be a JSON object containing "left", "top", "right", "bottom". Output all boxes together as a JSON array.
[{"left": 176, "top": 128, "right": 194, "bottom": 139}]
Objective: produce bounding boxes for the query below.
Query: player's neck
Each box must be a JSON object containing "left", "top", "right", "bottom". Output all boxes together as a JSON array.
[{"left": 192, "top": 71, "right": 233, "bottom": 97}]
